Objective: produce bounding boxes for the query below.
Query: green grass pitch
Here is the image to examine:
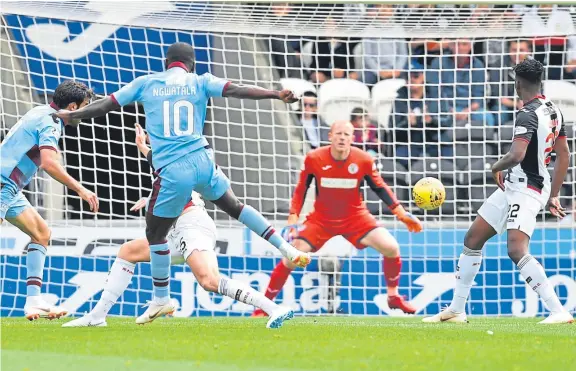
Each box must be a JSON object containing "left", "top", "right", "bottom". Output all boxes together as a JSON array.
[{"left": 2, "top": 316, "right": 575, "bottom": 371}]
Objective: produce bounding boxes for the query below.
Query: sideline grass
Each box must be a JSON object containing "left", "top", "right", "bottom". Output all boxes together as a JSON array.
[{"left": 2, "top": 317, "right": 575, "bottom": 371}]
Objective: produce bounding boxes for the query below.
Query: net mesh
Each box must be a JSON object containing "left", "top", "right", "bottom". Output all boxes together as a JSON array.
[{"left": 1, "top": 2, "right": 575, "bottom": 317}]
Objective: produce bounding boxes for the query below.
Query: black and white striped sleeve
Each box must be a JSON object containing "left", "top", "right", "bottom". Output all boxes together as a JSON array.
[{"left": 513, "top": 110, "right": 538, "bottom": 143}]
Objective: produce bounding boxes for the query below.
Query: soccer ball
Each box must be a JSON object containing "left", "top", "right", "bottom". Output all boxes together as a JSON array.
[{"left": 413, "top": 177, "right": 446, "bottom": 210}]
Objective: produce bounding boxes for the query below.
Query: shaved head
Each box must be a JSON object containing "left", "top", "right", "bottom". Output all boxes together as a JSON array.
[
  {"left": 165, "top": 42, "right": 196, "bottom": 72},
  {"left": 329, "top": 120, "right": 354, "bottom": 157},
  {"left": 330, "top": 120, "right": 354, "bottom": 134}
]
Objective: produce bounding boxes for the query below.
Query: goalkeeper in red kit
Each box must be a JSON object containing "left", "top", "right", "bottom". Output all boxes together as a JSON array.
[{"left": 253, "top": 120, "right": 423, "bottom": 316}]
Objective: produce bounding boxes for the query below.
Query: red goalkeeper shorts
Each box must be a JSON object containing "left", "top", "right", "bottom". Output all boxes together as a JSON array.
[{"left": 295, "top": 212, "right": 380, "bottom": 251}]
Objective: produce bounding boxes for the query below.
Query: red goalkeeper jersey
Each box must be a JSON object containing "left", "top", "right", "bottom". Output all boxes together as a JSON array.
[{"left": 290, "top": 146, "right": 399, "bottom": 224}]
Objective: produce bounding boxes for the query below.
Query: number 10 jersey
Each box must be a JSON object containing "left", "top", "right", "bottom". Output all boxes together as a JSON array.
[{"left": 111, "top": 65, "right": 229, "bottom": 171}]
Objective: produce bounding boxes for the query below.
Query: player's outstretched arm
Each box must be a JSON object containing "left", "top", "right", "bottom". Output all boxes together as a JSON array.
[
  {"left": 54, "top": 96, "right": 120, "bottom": 123},
  {"left": 223, "top": 83, "right": 298, "bottom": 103},
  {"left": 548, "top": 136, "right": 570, "bottom": 218},
  {"left": 39, "top": 148, "right": 99, "bottom": 212}
]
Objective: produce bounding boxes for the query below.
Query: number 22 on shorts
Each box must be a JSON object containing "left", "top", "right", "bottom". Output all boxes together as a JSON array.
[{"left": 508, "top": 203, "right": 520, "bottom": 220}]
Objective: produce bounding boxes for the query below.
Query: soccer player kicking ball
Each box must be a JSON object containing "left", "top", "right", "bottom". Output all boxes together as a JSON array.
[
  {"left": 55, "top": 42, "right": 310, "bottom": 323},
  {"left": 253, "top": 120, "right": 423, "bottom": 317},
  {"left": 424, "top": 58, "right": 574, "bottom": 324},
  {"left": 0, "top": 80, "right": 98, "bottom": 320},
  {"left": 63, "top": 124, "right": 293, "bottom": 328}
]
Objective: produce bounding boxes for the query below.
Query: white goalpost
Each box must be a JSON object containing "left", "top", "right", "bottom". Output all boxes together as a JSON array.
[{"left": 0, "top": 2, "right": 575, "bottom": 318}]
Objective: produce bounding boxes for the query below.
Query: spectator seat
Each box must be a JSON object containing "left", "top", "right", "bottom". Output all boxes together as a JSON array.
[
  {"left": 371, "top": 78, "right": 406, "bottom": 128},
  {"left": 317, "top": 78, "right": 370, "bottom": 126},
  {"left": 462, "top": 158, "right": 498, "bottom": 213},
  {"left": 543, "top": 80, "right": 576, "bottom": 124},
  {"left": 454, "top": 142, "right": 496, "bottom": 171},
  {"left": 300, "top": 41, "right": 314, "bottom": 68},
  {"left": 353, "top": 43, "right": 363, "bottom": 75},
  {"left": 498, "top": 124, "right": 514, "bottom": 155}
]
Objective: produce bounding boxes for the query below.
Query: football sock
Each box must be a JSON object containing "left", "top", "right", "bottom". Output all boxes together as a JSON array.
[
  {"left": 26, "top": 243, "right": 47, "bottom": 297},
  {"left": 218, "top": 276, "right": 278, "bottom": 315},
  {"left": 238, "top": 205, "right": 288, "bottom": 251},
  {"left": 517, "top": 254, "right": 564, "bottom": 313},
  {"left": 450, "top": 247, "right": 482, "bottom": 313},
  {"left": 264, "top": 261, "right": 293, "bottom": 300},
  {"left": 383, "top": 256, "right": 401, "bottom": 296},
  {"left": 150, "top": 242, "right": 170, "bottom": 303},
  {"left": 91, "top": 258, "right": 135, "bottom": 320}
]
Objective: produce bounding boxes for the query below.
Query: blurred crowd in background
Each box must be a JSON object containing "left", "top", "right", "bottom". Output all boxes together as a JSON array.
[
  {"left": 266, "top": 3, "right": 575, "bottom": 149},
  {"left": 262, "top": 3, "right": 576, "bottom": 217}
]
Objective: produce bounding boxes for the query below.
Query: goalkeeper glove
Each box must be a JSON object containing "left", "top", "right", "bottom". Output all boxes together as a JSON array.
[{"left": 392, "top": 205, "right": 423, "bottom": 233}]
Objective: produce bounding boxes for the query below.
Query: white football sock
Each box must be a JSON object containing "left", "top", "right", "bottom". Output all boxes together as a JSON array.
[
  {"left": 449, "top": 247, "right": 482, "bottom": 313},
  {"left": 91, "top": 258, "right": 135, "bottom": 320},
  {"left": 517, "top": 254, "right": 564, "bottom": 314},
  {"left": 218, "top": 276, "right": 278, "bottom": 315}
]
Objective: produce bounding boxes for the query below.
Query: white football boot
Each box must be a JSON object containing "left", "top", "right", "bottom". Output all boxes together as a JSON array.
[
  {"left": 24, "top": 296, "right": 67, "bottom": 321},
  {"left": 538, "top": 311, "right": 574, "bottom": 324},
  {"left": 422, "top": 308, "right": 468, "bottom": 323},
  {"left": 279, "top": 244, "right": 311, "bottom": 268},
  {"left": 135, "top": 298, "right": 177, "bottom": 325},
  {"left": 266, "top": 306, "right": 294, "bottom": 329},
  {"left": 62, "top": 314, "right": 107, "bottom": 327}
]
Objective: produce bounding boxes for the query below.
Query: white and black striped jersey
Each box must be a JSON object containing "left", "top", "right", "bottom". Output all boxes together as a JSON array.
[{"left": 506, "top": 95, "right": 566, "bottom": 203}]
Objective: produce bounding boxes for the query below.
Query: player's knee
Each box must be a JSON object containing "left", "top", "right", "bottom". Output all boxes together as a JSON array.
[
  {"left": 507, "top": 249, "right": 523, "bottom": 265},
  {"left": 507, "top": 232, "right": 529, "bottom": 264},
  {"left": 213, "top": 191, "right": 243, "bottom": 220},
  {"left": 373, "top": 238, "right": 399, "bottom": 257},
  {"left": 463, "top": 230, "right": 483, "bottom": 251},
  {"left": 145, "top": 226, "right": 165, "bottom": 245},
  {"left": 31, "top": 227, "right": 51, "bottom": 247},
  {"left": 118, "top": 242, "right": 139, "bottom": 262},
  {"left": 196, "top": 272, "right": 219, "bottom": 293},
  {"left": 380, "top": 243, "right": 400, "bottom": 257}
]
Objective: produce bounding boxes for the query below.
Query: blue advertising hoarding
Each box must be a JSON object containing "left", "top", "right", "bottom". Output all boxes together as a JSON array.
[
  {"left": 1, "top": 255, "right": 574, "bottom": 318},
  {"left": 3, "top": 14, "right": 211, "bottom": 95}
]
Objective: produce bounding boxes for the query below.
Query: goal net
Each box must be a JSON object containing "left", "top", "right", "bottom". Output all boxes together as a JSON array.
[{"left": 1, "top": 2, "right": 575, "bottom": 318}]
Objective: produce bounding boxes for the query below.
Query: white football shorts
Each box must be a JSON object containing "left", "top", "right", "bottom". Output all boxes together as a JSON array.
[
  {"left": 477, "top": 188, "right": 543, "bottom": 238},
  {"left": 167, "top": 206, "right": 217, "bottom": 265}
]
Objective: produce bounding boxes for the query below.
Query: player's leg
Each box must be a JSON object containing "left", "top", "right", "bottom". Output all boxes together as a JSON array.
[
  {"left": 450, "top": 215, "right": 496, "bottom": 312},
  {"left": 357, "top": 227, "right": 416, "bottom": 314},
  {"left": 5, "top": 192, "right": 67, "bottom": 320},
  {"left": 133, "top": 212, "right": 179, "bottom": 324},
  {"left": 137, "top": 163, "right": 195, "bottom": 324},
  {"left": 212, "top": 190, "right": 309, "bottom": 267},
  {"left": 196, "top": 154, "right": 309, "bottom": 267},
  {"left": 506, "top": 193, "right": 573, "bottom": 324},
  {"left": 252, "top": 220, "right": 328, "bottom": 317},
  {"left": 422, "top": 215, "right": 497, "bottom": 323},
  {"left": 63, "top": 238, "right": 150, "bottom": 327},
  {"left": 63, "top": 232, "right": 191, "bottom": 328},
  {"left": 423, "top": 190, "right": 505, "bottom": 323},
  {"left": 186, "top": 250, "right": 293, "bottom": 328}
]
